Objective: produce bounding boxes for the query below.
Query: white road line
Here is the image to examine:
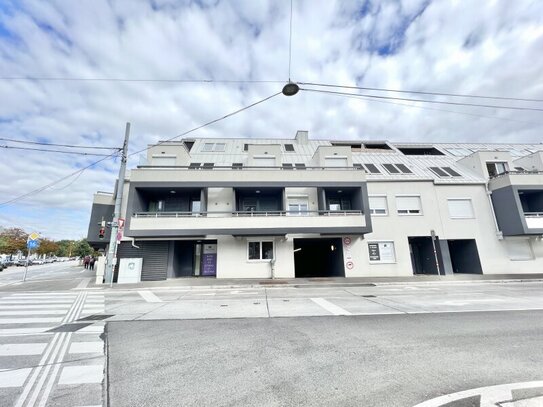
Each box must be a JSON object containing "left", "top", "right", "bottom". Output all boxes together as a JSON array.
[
  {"left": 39, "top": 333, "right": 73, "bottom": 407},
  {"left": 0, "top": 310, "right": 67, "bottom": 316},
  {"left": 310, "top": 298, "right": 352, "bottom": 316},
  {"left": 58, "top": 364, "right": 104, "bottom": 385},
  {"left": 0, "top": 343, "right": 48, "bottom": 356},
  {"left": 138, "top": 290, "right": 163, "bottom": 303},
  {"left": 75, "top": 278, "right": 91, "bottom": 289},
  {"left": 69, "top": 341, "right": 103, "bottom": 354},
  {"left": 411, "top": 381, "right": 543, "bottom": 407},
  {"left": 0, "top": 317, "right": 63, "bottom": 324},
  {"left": 0, "top": 368, "right": 32, "bottom": 388},
  {"left": 0, "top": 304, "right": 72, "bottom": 309},
  {"left": 0, "top": 300, "right": 75, "bottom": 304}
]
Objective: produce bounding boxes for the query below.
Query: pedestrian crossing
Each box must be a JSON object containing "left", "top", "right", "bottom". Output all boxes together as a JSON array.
[{"left": 0, "top": 291, "right": 106, "bottom": 406}]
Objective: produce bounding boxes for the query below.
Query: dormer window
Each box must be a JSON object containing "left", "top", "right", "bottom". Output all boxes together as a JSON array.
[
  {"left": 486, "top": 162, "right": 508, "bottom": 177},
  {"left": 284, "top": 144, "right": 295, "bottom": 152},
  {"left": 202, "top": 142, "right": 226, "bottom": 152}
]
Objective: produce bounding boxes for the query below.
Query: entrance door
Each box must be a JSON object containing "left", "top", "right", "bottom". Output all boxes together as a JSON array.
[
  {"left": 447, "top": 239, "right": 483, "bottom": 274},
  {"left": 408, "top": 236, "right": 442, "bottom": 275}
]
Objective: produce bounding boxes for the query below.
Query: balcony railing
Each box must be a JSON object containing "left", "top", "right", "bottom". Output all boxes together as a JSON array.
[
  {"left": 133, "top": 210, "right": 363, "bottom": 218},
  {"left": 525, "top": 212, "right": 543, "bottom": 218},
  {"left": 490, "top": 170, "right": 543, "bottom": 179}
]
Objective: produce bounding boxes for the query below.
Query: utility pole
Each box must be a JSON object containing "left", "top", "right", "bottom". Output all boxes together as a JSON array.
[{"left": 104, "top": 122, "right": 130, "bottom": 286}]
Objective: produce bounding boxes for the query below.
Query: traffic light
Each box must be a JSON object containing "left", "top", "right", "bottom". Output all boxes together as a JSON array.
[{"left": 99, "top": 227, "right": 105, "bottom": 240}]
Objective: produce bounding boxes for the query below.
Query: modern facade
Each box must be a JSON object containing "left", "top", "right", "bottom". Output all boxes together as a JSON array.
[{"left": 87, "top": 131, "right": 543, "bottom": 281}]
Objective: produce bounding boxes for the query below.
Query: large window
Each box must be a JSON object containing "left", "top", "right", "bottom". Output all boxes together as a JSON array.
[
  {"left": 396, "top": 195, "right": 422, "bottom": 215},
  {"left": 328, "top": 198, "right": 352, "bottom": 211},
  {"left": 287, "top": 197, "right": 309, "bottom": 216},
  {"left": 253, "top": 156, "right": 276, "bottom": 167},
  {"left": 369, "top": 195, "right": 388, "bottom": 216},
  {"left": 447, "top": 198, "right": 474, "bottom": 219},
  {"left": 248, "top": 241, "right": 274, "bottom": 261},
  {"left": 202, "top": 142, "right": 226, "bottom": 152}
]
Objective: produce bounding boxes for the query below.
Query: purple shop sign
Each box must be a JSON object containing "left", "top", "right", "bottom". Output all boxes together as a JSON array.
[{"left": 201, "top": 244, "right": 217, "bottom": 276}]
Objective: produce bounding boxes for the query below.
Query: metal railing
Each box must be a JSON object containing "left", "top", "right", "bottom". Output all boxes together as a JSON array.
[
  {"left": 524, "top": 212, "right": 543, "bottom": 218},
  {"left": 133, "top": 210, "right": 363, "bottom": 218},
  {"left": 490, "top": 170, "right": 543, "bottom": 179},
  {"left": 136, "top": 165, "right": 361, "bottom": 171}
]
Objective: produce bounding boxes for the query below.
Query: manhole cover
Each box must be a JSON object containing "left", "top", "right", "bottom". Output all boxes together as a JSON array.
[
  {"left": 78, "top": 314, "right": 114, "bottom": 321},
  {"left": 47, "top": 323, "right": 93, "bottom": 333}
]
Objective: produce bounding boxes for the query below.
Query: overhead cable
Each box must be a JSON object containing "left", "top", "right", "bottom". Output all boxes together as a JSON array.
[
  {"left": 300, "top": 88, "right": 543, "bottom": 112},
  {"left": 0, "top": 145, "right": 115, "bottom": 156},
  {"left": 129, "top": 91, "right": 282, "bottom": 157},
  {"left": 299, "top": 82, "right": 543, "bottom": 103},
  {"left": 0, "top": 77, "right": 283, "bottom": 84},
  {"left": 0, "top": 137, "right": 121, "bottom": 150}
]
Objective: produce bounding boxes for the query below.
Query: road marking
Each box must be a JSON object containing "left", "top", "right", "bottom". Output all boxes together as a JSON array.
[
  {"left": 0, "top": 343, "right": 48, "bottom": 356},
  {"left": 138, "top": 290, "right": 163, "bottom": 303},
  {"left": 411, "top": 380, "right": 543, "bottom": 407},
  {"left": 310, "top": 298, "right": 352, "bottom": 316},
  {"left": 0, "top": 327, "right": 55, "bottom": 335},
  {"left": 69, "top": 341, "right": 103, "bottom": 354},
  {"left": 0, "top": 300, "right": 75, "bottom": 304},
  {"left": 0, "top": 304, "right": 71, "bottom": 309},
  {"left": 0, "top": 310, "right": 67, "bottom": 315},
  {"left": 75, "top": 278, "right": 92, "bottom": 290},
  {"left": 58, "top": 364, "right": 104, "bottom": 385},
  {"left": 0, "top": 368, "right": 32, "bottom": 388}
]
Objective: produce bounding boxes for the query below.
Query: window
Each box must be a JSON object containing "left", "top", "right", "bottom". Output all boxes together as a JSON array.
[
  {"left": 243, "top": 144, "right": 249, "bottom": 152},
  {"left": 383, "top": 163, "right": 412, "bottom": 174},
  {"left": 188, "top": 162, "right": 201, "bottom": 169},
  {"left": 284, "top": 144, "right": 295, "bottom": 152},
  {"left": 396, "top": 195, "right": 422, "bottom": 215},
  {"left": 232, "top": 163, "right": 243, "bottom": 169},
  {"left": 447, "top": 199, "right": 474, "bottom": 219},
  {"left": 429, "top": 167, "right": 462, "bottom": 178},
  {"left": 287, "top": 197, "right": 309, "bottom": 216},
  {"left": 254, "top": 156, "right": 276, "bottom": 167},
  {"left": 398, "top": 147, "right": 444, "bottom": 156},
  {"left": 486, "top": 162, "right": 508, "bottom": 177},
  {"left": 446, "top": 148, "right": 472, "bottom": 157},
  {"left": 505, "top": 239, "right": 534, "bottom": 261},
  {"left": 295, "top": 163, "right": 306, "bottom": 170},
  {"left": 368, "top": 241, "right": 396, "bottom": 263},
  {"left": 248, "top": 241, "right": 274, "bottom": 261},
  {"left": 282, "top": 163, "right": 293, "bottom": 169},
  {"left": 152, "top": 155, "right": 176, "bottom": 166},
  {"left": 363, "top": 163, "right": 381, "bottom": 174},
  {"left": 353, "top": 163, "right": 364, "bottom": 170},
  {"left": 202, "top": 163, "right": 214, "bottom": 169},
  {"left": 369, "top": 196, "right": 388, "bottom": 216},
  {"left": 328, "top": 198, "right": 352, "bottom": 211},
  {"left": 202, "top": 143, "right": 226, "bottom": 152},
  {"left": 325, "top": 157, "right": 348, "bottom": 167}
]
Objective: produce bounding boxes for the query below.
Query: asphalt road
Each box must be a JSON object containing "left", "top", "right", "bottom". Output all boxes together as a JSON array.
[{"left": 107, "top": 311, "right": 543, "bottom": 407}]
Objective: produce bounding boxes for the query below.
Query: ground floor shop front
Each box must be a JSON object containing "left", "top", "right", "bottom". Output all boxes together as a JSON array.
[{"left": 113, "top": 234, "right": 543, "bottom": 282}]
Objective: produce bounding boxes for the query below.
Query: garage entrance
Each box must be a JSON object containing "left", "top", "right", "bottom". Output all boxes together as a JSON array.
[
  {"left": 293, "top": 238, "right": 344, "bottom": 278},
  {"left": 408, "top": 236, "right": 443, "bottom": 275},
  {"left": 447, "top": 239, "right": 483, "bottom": 274}
]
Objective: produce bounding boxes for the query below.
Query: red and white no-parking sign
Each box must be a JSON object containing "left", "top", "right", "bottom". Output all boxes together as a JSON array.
[
  {"left": 346, "top": 261, "right": 354, "bottom": 270},
  {"left": 343, "top": 237, "right": 352, "bottom": 246}
]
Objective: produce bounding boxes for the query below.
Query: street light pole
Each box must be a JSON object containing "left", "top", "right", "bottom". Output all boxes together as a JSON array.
[{"left": 104, "top": 122, "right": 130, "bottom": 286}]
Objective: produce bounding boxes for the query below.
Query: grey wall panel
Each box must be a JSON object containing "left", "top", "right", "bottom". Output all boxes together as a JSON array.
[
  {"left": 116, "top": 241, "right": 170, "bottom": 281},
  {"left": 491, "top": 187, "right": 525, "bottom": 235}
]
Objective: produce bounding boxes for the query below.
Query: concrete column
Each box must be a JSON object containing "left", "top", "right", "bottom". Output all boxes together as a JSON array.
[{"left": 439, "top": 240, "right": 454, "bottom": 275}]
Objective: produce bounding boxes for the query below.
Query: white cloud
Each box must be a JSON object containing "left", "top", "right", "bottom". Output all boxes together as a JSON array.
[{"left": 0, "top": 0, "right": 542, "bottom": 239}]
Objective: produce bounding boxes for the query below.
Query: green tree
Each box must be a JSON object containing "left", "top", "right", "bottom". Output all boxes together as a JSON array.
[
  {"left": 37, "top": 239, "right": 59, "bottom": 257},
  {"left": 74, "top": 239, "right": 93, "bottom": 258},
  {"left": 55, "top": 240, "right": 76, "bottom": 257}
]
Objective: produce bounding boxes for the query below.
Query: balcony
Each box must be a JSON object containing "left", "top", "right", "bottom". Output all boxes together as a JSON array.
[
  {"left": 525, "top": 212, "right": 543, "bottom": 229},
  {"left": 128, "top": 209, "right": 367, "bottom": 237}
]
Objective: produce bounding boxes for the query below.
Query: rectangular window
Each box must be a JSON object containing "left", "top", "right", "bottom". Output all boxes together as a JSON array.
[
  {"left": 447, "top": 198, "right": 474, "bottom": 219},
  {"left": 287, "top": 198, "right": 309, "bottom": 216},
  {"left": 214, "top": 143, "right": 226, "bottom": 152},
  {"left": 282, "top": 163, "right": 293, "bottom": 169},
  {"left": 202, "top": 163, "right": 214, "bottom": 169},
  {"left": 368, "top": 241, "right": 396, "bottom": 263},
  {"left": 442, "top": 167, "right": 461, "bottom": 177},
  {"left": 505, "top": 239, "right": 534, "bottom": 261},
  {"left": 324, "top": 157, "right": 348, "bottom": 167},
  {"left": 202, "top": 143, "right": 226, "bottom": 152},
  {"left": 395, "top": 164, "right": 412, "bottom": 174},
  {"left": 254, "top": 156, "right": 276, "bottom": 167},
  {"left": 486, "top": 162, "right": 508, "bottom": 177},
  {"left": 188, "top": 162, "right": 201, "bottom": 169},
  {"left": 295, "top": 163, "right": 306, "bottom": 170},
  {"left": 429, "top": 167, "right": 449, "bottom": 177},
  {"left": 396, "top": 195, "right": 422, "bottom": 215},
  {"left": 202, "top": 143, "right": 214, "bottom": 152},
  {"left": 243, "top": 144, "right": 249, "bottom": 152},
  {"left": 384, "top": 163, "right": 412, "bottom": 174},
  {"left": 284, "top": 144, "right": 295, "bottom": 152},
  {"left": 353, "top": 163, "right": 364, "bottom": 170},
  {"left": 383, "top": 164, "right": 400, "bottom": 174},
  {"left": 232, "top": 163, "right": 243, "bottom": 169},
  {"left": 248, "top": 240, "right": 274, "bottom": 261},
  {"left": 369, "top": 195, "right": 388, "bottom": 216},
  {"left": 363, "top": 163, "right": 381, "bottom": 174}
]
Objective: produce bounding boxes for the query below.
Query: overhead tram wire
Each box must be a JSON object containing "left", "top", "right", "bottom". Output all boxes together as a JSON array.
[
  {"left": 0, "top": 137, "right": 121, "bottom": 150},
  {"left": 0, "top": 151, "right": 120, "bottom": 207},
  {"left": 288, "top": 0, "right": 294, "bottom": 82},
  {"left": 1, "top": 145, "right": 116, "bottom": 157},
  {"left": 0, "top": 77, "right": 284, "bottom": 84},
  {"left": 298, "top": 82, "right": 543, "bottom": 103},
  {"left": 299, "top": 88, "right": 543, "bottom": 112},
  {"left": 129, "top": 91, "right": 282, "bottom": 158}
]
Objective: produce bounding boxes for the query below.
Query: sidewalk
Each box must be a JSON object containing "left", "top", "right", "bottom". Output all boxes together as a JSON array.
[{"left": 91, "top": 273, "right": 543, "bottom": 290}]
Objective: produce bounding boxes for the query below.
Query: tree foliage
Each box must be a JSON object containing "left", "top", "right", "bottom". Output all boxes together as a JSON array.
[
  {"left": 74, "top": 239, "right": 94, "bottom": 258},
  {"left": 0, "top": 228, "right": 28, "bottom": 254}
]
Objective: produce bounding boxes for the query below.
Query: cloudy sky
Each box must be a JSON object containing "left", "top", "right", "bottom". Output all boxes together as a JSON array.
[{"left": 0, "top": 0, "right": 542, "bottom": 240}]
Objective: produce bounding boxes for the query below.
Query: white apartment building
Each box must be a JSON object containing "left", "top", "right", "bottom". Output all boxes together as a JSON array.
[{"left": 87, "top": 131, "right": 543, "bottom": 281}]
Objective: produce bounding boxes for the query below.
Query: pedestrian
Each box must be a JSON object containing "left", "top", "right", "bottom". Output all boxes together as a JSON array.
[
  {"left": 89, "top": 256, "right": 96, "bottom": 271},
  {"left": 84, "top": 255, "right": 90, "bottom": 269}
]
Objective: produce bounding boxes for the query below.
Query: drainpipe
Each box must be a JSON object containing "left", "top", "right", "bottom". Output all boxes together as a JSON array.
[
  {"left": 486, "top": 183, "right": 503, "bottom": 240},
  {"left": 127, "top": 237, "right": 140, "bottom": 249}
]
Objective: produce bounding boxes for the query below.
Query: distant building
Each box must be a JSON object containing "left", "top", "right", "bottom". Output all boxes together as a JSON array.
[{"left": 87, "top": 131, "right": 543, "bottom": 281}]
